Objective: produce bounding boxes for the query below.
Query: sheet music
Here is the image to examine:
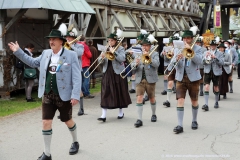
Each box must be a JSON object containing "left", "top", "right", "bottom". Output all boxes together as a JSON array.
[
  {"left": 173, "top": 40, "right": 185, "bottom": 49},
  {"left": 130, "top": 39, "right": 137, "bottom": 44},
  {"left": 163, "top": 38, "right": 169, "bottom": 44},
  {"left": 97, "top": 44, "right": 108, "bottom": 52}
]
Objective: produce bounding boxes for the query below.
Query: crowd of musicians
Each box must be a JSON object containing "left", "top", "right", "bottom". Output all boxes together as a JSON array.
[{"left": 8, "top": 24, "right": 240, "bottom": 160}]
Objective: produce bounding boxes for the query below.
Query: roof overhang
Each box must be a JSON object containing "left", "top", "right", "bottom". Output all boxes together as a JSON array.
[{"left": 0, "top": 0, "right": 95, "bottom": 14}]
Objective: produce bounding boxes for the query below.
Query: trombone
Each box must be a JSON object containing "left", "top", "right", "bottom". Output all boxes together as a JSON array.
[
  {"left": 166, "top": 34, "right": 199, "bottom": 76},
  {"left": 83, "top": 44, "right": 110, "bottom": 78},
  {"left": 141, "top": 45, "right": 159, "bottom": 64},
  {"left": 84, "top": 37, "right": 124, "bottom": 78},
  {"left": 64, "top": 35, "right": 82, "bottom": 50},
  {"left": 120, "top": 54, "right": 141, "bottom": 79},
  {"left": 120, "top": 45, "right": 159, "bottom": 79}
]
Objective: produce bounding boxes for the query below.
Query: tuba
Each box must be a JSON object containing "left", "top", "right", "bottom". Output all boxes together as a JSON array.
[{"left": 64, "top": 35, "right": 82, "bottom": 50}]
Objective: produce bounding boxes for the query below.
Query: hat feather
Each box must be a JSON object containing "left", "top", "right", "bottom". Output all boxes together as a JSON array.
[
  {"left": 140, "top": 29, "right": 148, "bottom": 35},
  {"left": 215, "top": 36, "right": 220, "bottom": 43},
  {"left": 72, "top": 28, "right": 78, "bottom": 36},
  {"left": 58, "top": 23, "right": 67, "bottom": 36},
  {"left": 116, "top": 29, "right": 123, "bottom": 38},
  {"left": 189, "top": 26, "right": 198, "bottom": 36},
  {"left": 174, "top": 33, "right": 180, "bottom": 37},
  {"left": 147, "top": 34, "right": 158, "bottom": 43}
]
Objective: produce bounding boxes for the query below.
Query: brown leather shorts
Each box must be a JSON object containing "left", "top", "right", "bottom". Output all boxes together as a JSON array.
[
  {"left": 42, "top": 91, "right": 72, "bottom": 122},
  {"left": 136, "top": 79, "right": 156, "bottom": 98},
  {"left": 176, "top": 75, "right": 200, "bottom": 101}
]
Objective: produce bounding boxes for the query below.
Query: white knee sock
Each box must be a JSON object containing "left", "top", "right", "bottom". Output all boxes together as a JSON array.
[
  {"left": 101, "top": 108, "right": 107, "bottom": 118},
  {"left": 68, "top": 123, "right": 78, "bottom": 143},
  {"left": 131, "top": 80, "right": 136, "bottom": 90},
  {"left": 118, "top": 108, "right": 124, "bottom": 116},
  {"left": 43, "top": 129, "right": 52, "bottom": 157}
]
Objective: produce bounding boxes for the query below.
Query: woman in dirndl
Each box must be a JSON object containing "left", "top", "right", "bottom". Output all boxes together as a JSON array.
[{"left": 97, "top": 29, "right": 131, "bottom": 122}]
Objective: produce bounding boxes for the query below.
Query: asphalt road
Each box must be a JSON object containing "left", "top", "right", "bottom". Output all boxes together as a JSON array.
[{"left": 0, "top": 72, "right": 240, "bottom": 160}]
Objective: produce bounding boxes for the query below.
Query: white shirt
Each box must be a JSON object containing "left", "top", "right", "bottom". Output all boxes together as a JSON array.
[{"left": 51, "top": 48, "right": 63, "bottom": 64}]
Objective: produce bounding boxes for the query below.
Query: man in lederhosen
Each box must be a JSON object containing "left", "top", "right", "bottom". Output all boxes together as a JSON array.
[
  {"left": 202, "top": 40, "right": 224, "bottom": 111},
  {"left": 172, "top": 26, "right": 202, "bottom": 134},
  {"left": 161, "top": 36, "right": 179, "bottom": 107},
  {"left": 195, "top": 37, "right": 207, "bottom": 96},
  {"left": 131, "top": 33, "right": 160, "bottom": 128},
  {"left": 65, "top": 27, "right": 85, "bottom": 116},
  {"left": 8, "top": 24, "right": 82, "bottom": 160}
]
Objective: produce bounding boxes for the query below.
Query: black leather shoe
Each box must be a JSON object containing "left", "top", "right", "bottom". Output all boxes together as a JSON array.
[
  {"left": 129, "top": 89, "right": 136, "bottom": 93},
  {"left": 199, "top": 91, "right": 203, "bottom": 96},
  {"left": 142, "top": 99, "right": 145, "bottom": 104},
  {"left": 230, "top": 89, "right": 233, "bottom": 93},
  {"left": 151, "top": 115, "right": 157, "bottom": 122},
  {"left": 118, "top": 113, "right": 124, "bottom": 119},
  {"left": 134, "top": 119, "right": 143, "bottom": 127},
  {"left": 144, "top": 95, "right": 149, "bottom": 101},
  {"left": 202, "top": 104, "right": 209, "bottom": 111},
  {"left": 77, "top": 109, "right": 84, "bottom": 116},
  {"left": 214, "top": 102, "right": 219, "bottom": 108},
  {"left": 191, "top": 121, "right": 198, "bottom": 130},
  {"left": 69, "top": 142, "right": 79, "bottom": 155},
  {"left": 84, "top": 94, "right": 95, "bottom": 99},
  {"left": 172, "top": 87, "right": 176, "bottom": 93},
  {"left": 161, "top": 90, "right": 167, "bottom": 95},
  {"left": 238, "top": 77, "right": 240, "bottom": 79},
  {"left": 223, "top": 94, "right": 227, "bottom": 99},
  {"left": 27, "top": 98, "right": 36, "bottom": 102},
  {"left": 37, "top": 152, "right": 52, "bottom": 160},
  {"left": 173, "top": 125, "right": 183, "bottom": 134},
  {"left": 163, "top": 100, "right": 170, "bottom": 107},
  {"left": 97, "top": 117, "right": 106, "bottom": 122}
]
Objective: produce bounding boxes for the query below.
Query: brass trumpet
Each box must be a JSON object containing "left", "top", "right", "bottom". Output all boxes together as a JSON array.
[
  {"left": 141, "top": 45, "right": 159, "bottom": 64},
  {"left": 166, "top": 48, "right": 174, "bottom": 59},
  {"left": 120, "top": 54, "right": 141, "bottom": 79},
  {"left": 64, "top": 35, "right": 82, "bottom": 50}
]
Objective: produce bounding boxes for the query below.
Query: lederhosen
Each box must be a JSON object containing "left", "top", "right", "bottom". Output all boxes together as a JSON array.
[{"left": 42, "top": 49, "right": 73, "bottom": 122}]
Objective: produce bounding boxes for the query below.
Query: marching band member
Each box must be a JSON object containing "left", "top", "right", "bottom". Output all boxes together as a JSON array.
[
  {"left": 224, "top": 40, "right": 238, "bottom": 93},
  {"left": 172, "top": 26, "right": 202, "bottom": 134},
  {"left": 195, "top": 37, "right": 207, "bottom": 96},
  {"left": 131, "top": 33, "right": 160, "bottom": 128},
  {"left": 218, "top": 42, "right": 231, "bottom": 100},
  {"left": 202, "top": 39, "right": 224, "bottom": 111},
  {"left": 162, "top": 35, "right": 179, "bottom": 107},
  {"left": 97, "top": 29, "right": 131, "bottom": 122},
  {"left": 9, "top": 24, "right": 82, "bottom": 159},
  {"left": 65, "top": 26, "right": 85, "bottom": 116}
]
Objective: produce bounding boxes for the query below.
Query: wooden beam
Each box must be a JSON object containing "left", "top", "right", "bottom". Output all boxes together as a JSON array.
[
  {"left": 158, "top": 14, "right": 171, "bottom": 31},
  {"left": 95, "top": 8, "right": 106, "bottom": 37},
  {"left": 126, "top": 10, "right": 141, "bottom": 30},
  {"left": 110, "top": 9, "right": 126, "bottom": 31},
  {"left": 146, "top": 12, "right": 160, "bottom": 31},
  {"left": 140, "top": 12, "right": 154, "bottom": 31},
  {"left": 90, "top": 20, "right": 99, "bottom": 37},
  {"left": 168, "top": 15, "right": 180, "bottom": 30},
  {"left": 52, "top": 13, "right": 72, "bottom": 29},
  {"left": 83, "top": 14, "right": 92, "bottom": 36},
  {"left": 181, "top": 17, "right": 190, "bottom": 29},
  {"left": 0, "top": 9, "right": 28, "bottom": 37}
]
